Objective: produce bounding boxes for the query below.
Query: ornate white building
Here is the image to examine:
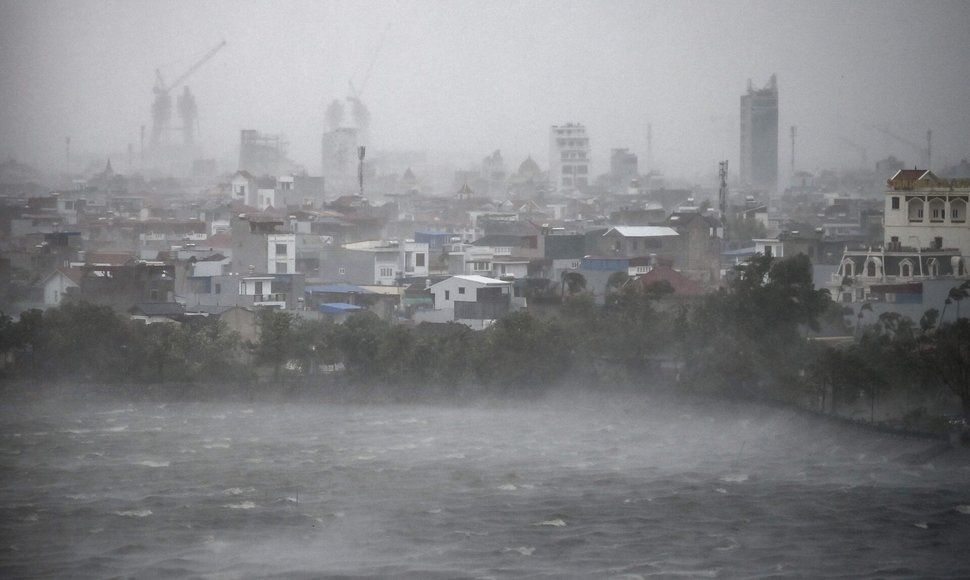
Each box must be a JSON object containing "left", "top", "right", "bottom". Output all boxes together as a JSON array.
[{"left": 828, "top": 170, "right": 970, "bottom": 317}]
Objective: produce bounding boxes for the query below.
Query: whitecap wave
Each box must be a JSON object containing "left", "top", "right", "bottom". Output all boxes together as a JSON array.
[
  {"left": 502, "top": 546, "right": 535, "bottom": 556},
  {"left": 535, "top": 519, "right": 566, "bottom": 527},
  {"left": 225, "top": 501, "right": 257, "bottom": 509},
  {"left": 114, "top": 509, "right": 152, "bottom": 517},
  {"left": 134, "top": 460, "right": 169, "bottom": 468},
  {"left": 956, "top": 505, "right": 970, "bottom": 515},
  {"left": 720, "top": 473, "right": 748, "bottom": 483}
]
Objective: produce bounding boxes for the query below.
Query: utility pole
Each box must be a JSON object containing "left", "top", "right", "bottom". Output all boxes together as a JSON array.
[
  {"left": 926, "top": 129, "right": 932, "bottom": 170},
  {"left": 718, "top": 160, "right": 729, "bottom": 240},
  {"left": 790, "top": 126, "right": 796, "bottom": 177},
  {"left": 646, "top": 123, "right": 653, "bottom": 169},
  {"left": 358, "top": 145, "right": 366, "bottom": 197}
]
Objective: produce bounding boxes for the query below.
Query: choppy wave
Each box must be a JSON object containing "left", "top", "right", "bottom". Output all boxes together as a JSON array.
[{"left": 2, "top": 396, "right": 969, "bottom": 578}]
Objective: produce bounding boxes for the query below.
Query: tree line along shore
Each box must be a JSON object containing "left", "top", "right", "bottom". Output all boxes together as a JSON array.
[{"left": 2, "top": 254, "right": 969, "bottom": 441}]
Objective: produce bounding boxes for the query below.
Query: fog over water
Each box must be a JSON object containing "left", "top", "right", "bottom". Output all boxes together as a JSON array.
[
  {"left": 2, "top": 0, "right": 969, "bottom": 180},
  {"left": 2, "top": 391, "right": 969, "bottom": 578}
]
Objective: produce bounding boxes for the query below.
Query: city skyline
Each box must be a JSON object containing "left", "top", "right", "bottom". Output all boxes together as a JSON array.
[{"left": 1, "top": 0, "right": 969, "bottom": 183}]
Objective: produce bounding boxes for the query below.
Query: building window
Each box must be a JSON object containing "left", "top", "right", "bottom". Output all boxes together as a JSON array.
[
  {"left": 562, "top": 177, "right": 572, "bottom": 186},
  {"left": 380, "top": 267, "right": 393, "bottom": 278},
  {"left": 254, "top": 281, "right": 263, "bottom": 295},
  {"left": 276, "top": 243, "right": 287, "bottom": 256},
  {"left": 900, "top": 261, "right": 912, "bottom": 278},
  {"left": 276, "top": 262, "right": 287, "bottom": 274},
  {"left": 576, "top": 165, "right": 588, "bottom": 174},
  {"left": 416, "top": 253, "right": 425, "bottom": 267},
  {"left": 458, "top": 287, "right": 465, "bottom": 294},
  {"left": 215, "top": 283, "right": 221, "bottom": 294},
  {"left": 445, "top": 290, "right": 450, "bottom": 300},
  {"left": 338, "top": 267, "right": 346, "bottom": 275},
  {"left": 891, "top": 197, "right": 900, "bottom": 210}
]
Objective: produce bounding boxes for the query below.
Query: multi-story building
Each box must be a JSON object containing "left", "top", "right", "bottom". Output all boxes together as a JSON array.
[
  {"left": 827, "top": 169, "right": 970, "bottom": 324},
  {"left": 230, "top": 214, "right": 296, "bottom": 276},
  {"left": 316, "top": 240, "right": 430, "bottom": 286},
  {"left": 549, "top": 123, "right": 590, "bottom": 193},
  {"left": 740, "top": 75, "right": 779, "bottom": 193}
]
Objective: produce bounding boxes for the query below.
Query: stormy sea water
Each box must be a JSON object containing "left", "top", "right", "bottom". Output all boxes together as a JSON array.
[{"left": 2, "top": 389, "right": 969, "bottom": 579}]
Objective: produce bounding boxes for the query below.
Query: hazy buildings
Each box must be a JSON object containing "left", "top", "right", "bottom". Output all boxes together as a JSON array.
[
  {"left": 549, "top": 123, "right": 590, "bottom": 194},
  {"left": 740, "top": 75, "right": 779, "bottom": 193},
  {"left": 239, "top": 129, "right": 293, "bottom": 177},
  {"left": 321, "top": 127, "right": 359, "bottom": 194},
  {"left": 610, "top": 148, "right": 639, "bottom": 194}
]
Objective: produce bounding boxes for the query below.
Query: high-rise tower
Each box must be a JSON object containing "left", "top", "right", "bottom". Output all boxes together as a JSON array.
[
  {"left": 549, "top": 123, "right": 590, "bottom": 194},
  {"left": 740, "top": 75, "right": 778, "bottom": 192}
]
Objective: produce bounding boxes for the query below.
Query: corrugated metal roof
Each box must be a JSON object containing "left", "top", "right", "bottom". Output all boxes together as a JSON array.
[{"left": 605, "top": 226, "right": 679, "bottom": 238}]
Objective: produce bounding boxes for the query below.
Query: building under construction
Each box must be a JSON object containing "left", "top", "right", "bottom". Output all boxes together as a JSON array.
[
  {"left": 239, "top": 130, "right": 294, "bottom": 177},
  {"left": 740, "top": 75, "right": 779, "bottom": 193},
  {"left": 146, "top": 40, "right": 226, "bottom": 176}
]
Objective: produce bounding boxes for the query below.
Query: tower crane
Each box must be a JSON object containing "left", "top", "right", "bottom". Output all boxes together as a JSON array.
[
  {"left": 151, "top": 40, "right": 226, "bottom": 147},
  {"left": 838, "top": 137, "right": 869, "bottom": 170},
  {"left": 347, "top": 23, "right": 391, "bottom": 139},
  {"left": 865, "top": 124, "right": 932, "bottom": 169}
]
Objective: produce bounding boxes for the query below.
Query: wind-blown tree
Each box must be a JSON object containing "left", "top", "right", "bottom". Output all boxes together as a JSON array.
[
  {"left": 681, "top": 254, "right": 830, "bottom": 400},
  {"left": 602, "top": 279, "right": 676, "bottom": 374},
  {"left": 476, "top": 311, "right": 575, "bottom": 391},
  {"left": 921, "top": 318, "right": 970, "bottom": 422},
  {"left": 31, "top": 302, "right": 134, "bottom": 382},
  {"left": 290, "top": 318, "right": 341, "bottom": 375},
  {"left": 336, "top": 311, "right": 388, "bottom": 380},
  {"left": 561, "top": 271, "right": 587, "bottom": 300},
  {"left": 253, "top": 308, "right": 297, "bottom": 381}
]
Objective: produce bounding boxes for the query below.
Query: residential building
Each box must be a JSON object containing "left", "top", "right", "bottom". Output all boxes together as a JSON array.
[
  {"left": 549, "top": 123, "right": 590, "bottom": 193},
  {"left": 316, "top": 240, "right": 429, "bottom": 286},
  {"left": 740, "top": 75, "right": 779, "bottom": 193},
  {"left": 78, "top": 260, "right": 175, "bottom": 312},
  {"left": 230, "top": 214, "right": 296, "bottom": 275},
  {"left": 417, "top": 275, "right": 514, "bottom": 328}
]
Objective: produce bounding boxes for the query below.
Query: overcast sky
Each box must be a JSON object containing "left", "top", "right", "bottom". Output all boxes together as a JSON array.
[{"left": 1, "top": 0, "right": 968, "bottom": 182}]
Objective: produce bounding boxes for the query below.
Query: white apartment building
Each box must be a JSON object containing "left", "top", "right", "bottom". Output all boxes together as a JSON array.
[{"left": 549, "top": 123, "right": 590, "bottom": 193}]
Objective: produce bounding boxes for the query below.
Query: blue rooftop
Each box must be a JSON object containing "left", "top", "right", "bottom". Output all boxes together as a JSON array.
[
  {"left": 306, "top": 283, "right": 372, "bottom": 294},
  {"left": 318, "top": 303, "right": 363, "bottom": 314}
]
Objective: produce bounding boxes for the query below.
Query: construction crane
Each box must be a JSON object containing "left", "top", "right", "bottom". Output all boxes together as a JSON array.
[
  {"left": 347, "top": 23, "right": 391, "bottom": 139},
  {"left": 151, "top": 40, "right": 226, "bottom": 147},
  {"left": 865, "top": 124, "right": 932, "bottom": 169},
  {"left": 838, "top": 137, "right": 869, "bottom": 170}
]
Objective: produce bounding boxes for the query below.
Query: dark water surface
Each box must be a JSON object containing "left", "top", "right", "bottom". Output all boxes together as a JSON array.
[{"left": 2, "top": 391, "right": 969, "bottom": 579}]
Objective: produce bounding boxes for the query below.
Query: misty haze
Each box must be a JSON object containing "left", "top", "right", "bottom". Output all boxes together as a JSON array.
[{"left": 2, "top": 1, "right": 970, "bottom": 578}]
